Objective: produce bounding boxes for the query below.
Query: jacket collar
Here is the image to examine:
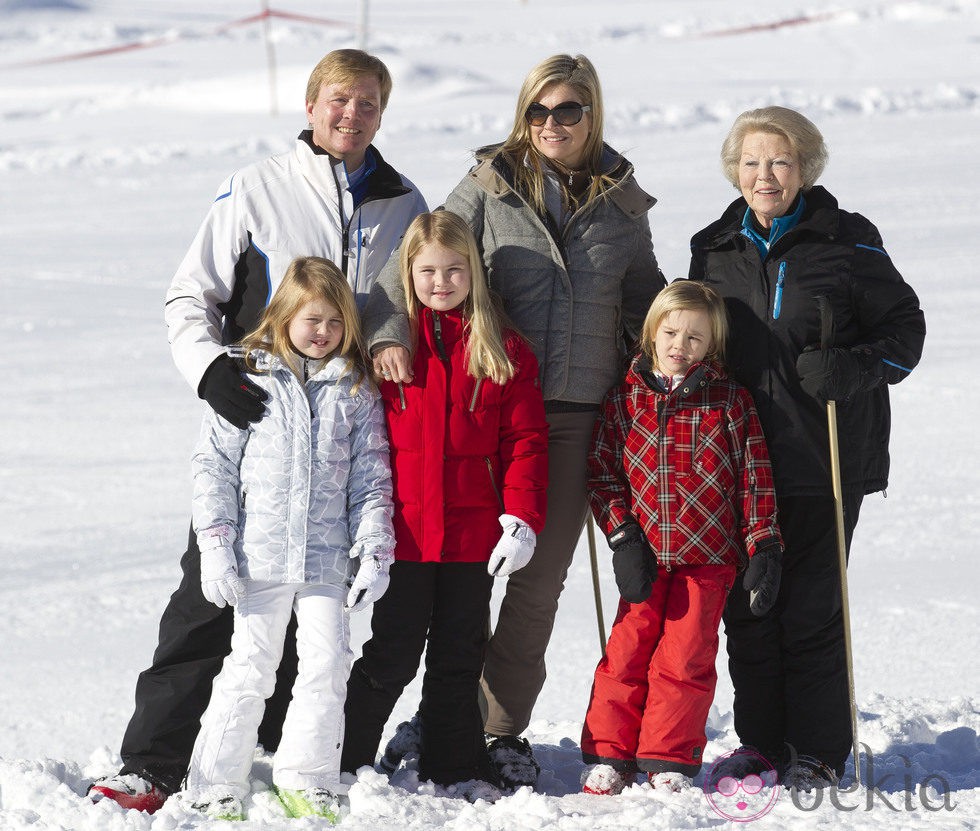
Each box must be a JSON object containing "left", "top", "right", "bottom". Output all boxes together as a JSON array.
[
  {"left": 693, "top": 185, "right": 841, "bottom": 253},
  {"left": 740, "top": 192, "right": 805, "bottom": 257},
  {"left": 247, "top": 347, "right": 352, "bottom": 383},
  {"left": 627, "top": 352, "right": 724, "bottom": 398},
  {"left": 419, "top": 307, "right": 466, "bottom": 353},
  {"left": 296, "top": 130, "right": 412, "bottom": 204}
]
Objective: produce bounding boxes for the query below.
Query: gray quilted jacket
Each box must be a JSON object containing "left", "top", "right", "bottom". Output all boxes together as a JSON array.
[
  {"left": 191, "top": 350, "right": 395, "bottom": 586},
  {"left": 363, "top": 144, "right": 666, "bottom": 405}
]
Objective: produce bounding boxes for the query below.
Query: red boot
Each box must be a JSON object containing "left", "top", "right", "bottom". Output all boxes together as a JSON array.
[
  {"left": 581, "top": 764, "right": 635, "bottom": 795},
  {"left": 88, "top": 773, "right": 168, "bottom": 813}
]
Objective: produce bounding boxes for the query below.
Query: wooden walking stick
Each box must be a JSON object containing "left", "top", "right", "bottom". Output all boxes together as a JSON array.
[
  {"left": 585, "top": 516, "right": 607, "bottom": 656},
  {"left": 818, "top": 296, "right": 862, "bottom": 786}
]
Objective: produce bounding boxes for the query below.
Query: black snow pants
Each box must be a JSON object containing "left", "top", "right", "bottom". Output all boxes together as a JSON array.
[
  {"left": 723, "top": 492, "right": 863, "bottom": 777},
  {"left": 119, "top": 524, "right": 298, "bottom": 794},
  {"left": 341, "top": 560, "right": 494, "bottom": 786}
]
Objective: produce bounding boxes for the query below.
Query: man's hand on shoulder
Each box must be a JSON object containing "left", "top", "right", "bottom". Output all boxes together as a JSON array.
[{"left": 199, "top": 354, "right": 268, "bottom": 428}]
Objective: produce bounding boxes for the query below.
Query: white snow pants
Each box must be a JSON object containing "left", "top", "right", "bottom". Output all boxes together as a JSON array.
[{"left": 186, "top": 580, "right": 351, "bottom": 796}]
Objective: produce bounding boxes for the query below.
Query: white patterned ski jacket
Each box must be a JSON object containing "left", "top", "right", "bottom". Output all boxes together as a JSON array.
[{"left": 191, "top": 350, "right": 395, "bottom": 586}]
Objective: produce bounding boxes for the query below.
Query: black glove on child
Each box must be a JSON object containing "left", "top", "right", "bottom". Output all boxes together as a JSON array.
[
  {"left": 608, "top": 522, "right": 656, "bottom": 603},
  {"left": 743, "top": 544, "right": 782, "bottom": 617},
  {"left": 795, "top": 347, "right": 865, "bottom": 402},
  {"left": 199, "top": 353, "right": 268, "bottom": 429}
]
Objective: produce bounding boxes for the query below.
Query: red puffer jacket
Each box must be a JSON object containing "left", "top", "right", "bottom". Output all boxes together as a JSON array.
[{"left": 380, "top": 308, "right": 548, "bottom": 563}]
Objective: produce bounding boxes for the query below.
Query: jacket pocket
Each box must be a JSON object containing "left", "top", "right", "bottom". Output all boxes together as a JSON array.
[
  {"left": 484, "top": 456, "right": 505, "bottom": 512},
  {"left": 679, "top": 409, "right": 729, "bottom": 480}
]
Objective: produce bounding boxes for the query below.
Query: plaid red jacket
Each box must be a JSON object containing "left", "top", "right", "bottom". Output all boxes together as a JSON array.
[{"left": 588, "top": 356, "right": 782, "bottom": 569}]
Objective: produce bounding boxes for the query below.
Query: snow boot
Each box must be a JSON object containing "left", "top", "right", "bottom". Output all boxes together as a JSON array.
[
  {"left": 581, "top": 763, "right": 634, "bottom": 795},
  {"left": 648, "top": 771, "right": 693, "bottom": 792},
  {"left": 182, "top": 788, "right": 244, "bottom": 821},
  {"left": 274, "top": 786, "right": 342, "bottom": 821},
  {"left": 379, "top": 713, "right": 422, "bottom": 774},
  {"left": 705, "top": 745, "right": 779, "bottom": 789},
  {"left": 485, "top": 734, "right": 540, "bottom": 789},
  {"left": 87, "top": 773, "right": 168, "bottom": 813},
  {"left": 781, "top": 755, "right": 839, "bottom": 792},
  {"left": 448, "top": 778, "right": 503, "bottom": 804}
]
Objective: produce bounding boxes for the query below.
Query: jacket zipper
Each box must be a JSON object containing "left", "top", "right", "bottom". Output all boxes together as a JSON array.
[
  {"left": 484, "top": 456, "right": 505, "bottom": 511},
  {"left": 773, "top": 261, "right": 786, "bottom": 320},
  {"left": 432, "top": 312, "right": 449, "bottom": 362},
  {"left": 469, "top": 378, "right": 483, "bottom": 412},
  {"left": 691, "top": 410, "right": 702, "bottom": 467},
  {"left": 656, "top": 397, "right": 671, "bottom": 572}
]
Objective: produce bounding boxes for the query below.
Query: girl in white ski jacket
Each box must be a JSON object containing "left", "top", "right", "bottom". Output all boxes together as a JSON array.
[{"left": 182, "top": 257, "right": 395, "bottom": 822}]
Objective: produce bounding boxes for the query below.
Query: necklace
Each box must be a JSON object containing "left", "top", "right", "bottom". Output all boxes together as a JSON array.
[{"left": 549, "top": 158, "right": 586, "bottom": 187}]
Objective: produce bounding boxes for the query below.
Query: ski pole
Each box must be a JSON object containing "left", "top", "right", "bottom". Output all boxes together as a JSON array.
[
  {"left": 817, "top": 295, "right": 862, "bottom": 786},
  {"left": 585, "top": 515, "right": 607, "bottom": 656}
]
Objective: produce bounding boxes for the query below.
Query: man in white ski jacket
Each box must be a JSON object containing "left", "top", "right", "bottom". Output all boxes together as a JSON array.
[{"left": 89, "top": 49, "right": 426, "bottom": 814}]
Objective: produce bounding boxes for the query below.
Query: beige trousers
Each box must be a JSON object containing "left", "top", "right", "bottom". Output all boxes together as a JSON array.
[{"left": 480, "top": 410, "right": 597, "bottom": 736}]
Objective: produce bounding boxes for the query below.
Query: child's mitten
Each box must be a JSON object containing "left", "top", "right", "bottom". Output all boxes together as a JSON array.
[
  {"left": 608, "top": 521, "right": 656, "bottom": 603},
  {"left": 198, "top": 525, "right": 245, "bottom": 608},
  {"left": 346, "top": 551, "right": 392, "bottom": 613},
  {"left": 488, "top": 514, "right": 537, "bottom": 577}
]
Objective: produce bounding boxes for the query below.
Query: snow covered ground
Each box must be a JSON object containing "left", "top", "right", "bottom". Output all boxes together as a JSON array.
[{"left": 0, "top": 0, "right": 977, "bottom": 828}]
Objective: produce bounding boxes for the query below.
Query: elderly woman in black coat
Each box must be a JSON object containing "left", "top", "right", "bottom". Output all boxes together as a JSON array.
[{"left": 689, "top": 106, "right": 925, "bottom": 791}]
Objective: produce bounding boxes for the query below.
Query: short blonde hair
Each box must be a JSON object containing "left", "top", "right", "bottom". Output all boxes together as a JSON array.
[
  {"left": 241, "top": 257, "right": 367, "bottom": 385},
  {"left": 720, "top": 106, "right": 828, "bottom": 189},
  {"left": 305, "top": 49, "right": 393, "bottom": 111},
  {"left": 640, "top": 281, "right": 729, "bottom": 371},
  {"left": 399, "top": 211, "right": 515, "bottom": 384}
]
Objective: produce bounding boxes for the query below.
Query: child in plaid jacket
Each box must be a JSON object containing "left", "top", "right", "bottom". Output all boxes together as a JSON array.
[{"left": 580, "top": 281, "right": 783, "bottom": 794}]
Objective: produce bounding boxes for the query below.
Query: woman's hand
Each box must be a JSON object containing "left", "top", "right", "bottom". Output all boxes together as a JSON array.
[{"left": 373, "top": 345, "right": 414, "bottom": 384}]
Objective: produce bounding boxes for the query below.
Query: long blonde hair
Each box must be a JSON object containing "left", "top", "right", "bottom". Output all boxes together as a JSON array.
[
  {"left": 490, "top": 53, "right": 618, "bottom": 216},
  {"left": 399, "top": 211, "right": 515, "bottom": 384},
  {"left": 240, "top": 256, "right": 368, "bottom": 388},
  {"left": 640, "top": 281, "right": 729, "bottom": 372}
]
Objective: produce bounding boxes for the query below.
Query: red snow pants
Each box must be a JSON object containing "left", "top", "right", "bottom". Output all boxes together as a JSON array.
[{"left": 581, "top": 564, "right": 735, "bottom": 775}]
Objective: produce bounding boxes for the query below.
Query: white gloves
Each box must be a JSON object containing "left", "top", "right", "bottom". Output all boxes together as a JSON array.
[
  {"left": 488, "top": 514, "right": 536, "bottom": 577},
  {"left": 346, "top": 543, "right": 393, "bottom": 613},
  {"left": 198, "top": 525, "right": 245, "bottom": 608}
]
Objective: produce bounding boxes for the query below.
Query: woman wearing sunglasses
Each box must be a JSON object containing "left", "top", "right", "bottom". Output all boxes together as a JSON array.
[{"left": 358, "top": 53, "right": 665, "bottom": 790}]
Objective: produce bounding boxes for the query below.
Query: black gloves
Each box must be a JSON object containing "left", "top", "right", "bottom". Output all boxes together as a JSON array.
[
  {"left": 743, "top": 544, "right": 782, "bottom": 617},
  {"left": 796, "top": 347, "right": 866, "bottom": 402},
  {"left": 199, "top": 353, "right": 268, "bottom": 428},
  {"left": 608, "top": 522, "right": 656, "bottom": 603}
]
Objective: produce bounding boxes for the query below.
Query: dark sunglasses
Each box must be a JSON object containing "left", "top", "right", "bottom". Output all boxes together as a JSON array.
[{"left": 525, "top": 101, "right": 591, "bottom": 127}]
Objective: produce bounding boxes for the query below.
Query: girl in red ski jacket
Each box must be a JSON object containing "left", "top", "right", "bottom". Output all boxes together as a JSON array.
[
  {"left": 580, "top": 281, "right": 783, "bottom": 796},
  {"left": 342, "top": 211, "right": 548, "bottom": 795}
]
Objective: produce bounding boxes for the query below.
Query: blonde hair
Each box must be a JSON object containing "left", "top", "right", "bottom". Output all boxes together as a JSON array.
[
  {"left": 305, "top": 49, "right": 393, "bottom": 111},
  {"left": 721, "top": 106, "right": 828, "bottom": 190},
  {"left": 399, "top": 211, "right": 515, "bottom": 385},
  {"left": 640, "top": 281, "right": 729, "bottom": 371},
  {"left": 240, "top": 257, "right": 368, "bottom": 388},
  {"left": 489, "top": 54, "right": 618, "bottom": 216}
]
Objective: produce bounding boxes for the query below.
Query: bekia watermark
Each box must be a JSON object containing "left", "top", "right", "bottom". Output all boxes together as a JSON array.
[
  {"left": 703, "top": 744, "right": 957, "bottom": 821},
  {"left": 703, "top": 747, "right": 781, "bottom": 821}
]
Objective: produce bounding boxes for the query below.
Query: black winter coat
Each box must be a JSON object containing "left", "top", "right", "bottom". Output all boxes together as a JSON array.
[{"left": 689, "top": 186, "right": 925, "bottom": 497}]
